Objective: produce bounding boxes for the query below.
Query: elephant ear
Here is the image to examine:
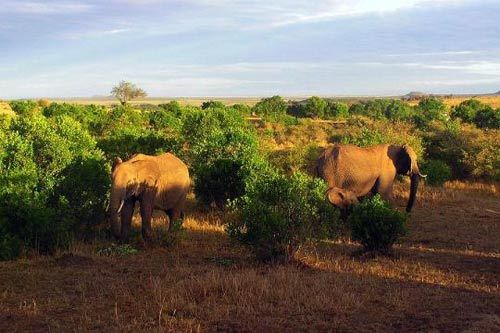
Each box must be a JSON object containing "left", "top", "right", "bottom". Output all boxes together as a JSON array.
[
  {"left": 112, "top": 157, "right": 123, "bottom": 171},
  {"left": 402, "top": 144, "right": 420, "bottom": 175}
]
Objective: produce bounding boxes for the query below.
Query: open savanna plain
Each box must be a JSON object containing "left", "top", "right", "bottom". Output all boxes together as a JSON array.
[
  {"left": 1, "top": 182, "right": 499, "bottom": 332},
  {"left": 49, "top": 94, "right": 500, "bottom": 108}
]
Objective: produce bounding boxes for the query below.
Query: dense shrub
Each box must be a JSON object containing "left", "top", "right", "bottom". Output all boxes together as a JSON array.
[
  {"left": 149, "top": 104, "right": 184, "bottom": 131},
  {"left": 451, "top": 99, "right": 483, "bottom": 123},
  {"left": 9, "top": 100, "right": 39, "bottom": 116},
  {"left": 0, "top": 114, "right": 109, "bottom": 258},
  {"left": 228, "top": 171, "right": 339, "bottom": 262},
  {"left": 43, "top": 103, "right": 108, "bottom": 135},
  {"left": 345, "top": 99, "right": 413, "bottom": 121},
  {"left": 421, "top": 159, "right": 452, "bottom": 186},
  {"left": 252, "top": 96, "right": 287, "bottom": 118},
  {"left": 325, "top": 101, "right": 349, "bottom": 119},
  {"left": 98, "top": 126, "right": 181, "bottom": 160},
  {"left": 268, "top": 143, "right": 322, "bottom": 175},
  {"left": 182, "top": 107, "right": 262, "bottom": 207},
  {"left": 303, "top": 96, "right": 327, "bottom": 118},
  {"left": 159, "top": 100, "right": 182, "bottom": 113},
  {"left": 423, "top": 121, "right": 500, "bottom": 180},
  {"left": 413, "top": 97, "right": 449, "bottom": 127},
  {"left": 334, "top": 118, "right": 424, "bottom": 158},
  {"left": 201, "top": 100, "right": 226, "bottom": 110},
  {"left": 384, "top": 100, "right": 414, "bottom": 121},
  {"left": 194, "top": 157, "right": 263, "bottom": 209},
  {"left": 349, "top": 195, "right": 407, "bottom": 253},
  {"left": 230, "top": 103, "right": 252, "bottom": 116},
  {"left": 348, "top": 102, "right": 365, "bottom": 116},
  {"left": 474, "top": 107, "right": 500, "bottom": 129}
]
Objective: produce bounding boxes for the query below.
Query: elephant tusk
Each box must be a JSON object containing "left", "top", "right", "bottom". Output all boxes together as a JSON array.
[
  {"left": 117, "top": 200, "right": 125, "bottom": 214},
  {"left": 418, "top": 173, "right": 427, "bottom": 178}
]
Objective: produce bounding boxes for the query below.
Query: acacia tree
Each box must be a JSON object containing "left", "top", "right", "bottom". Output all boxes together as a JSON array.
[{"left": 110, "top": 81, "right": 147, "bottom": 105}]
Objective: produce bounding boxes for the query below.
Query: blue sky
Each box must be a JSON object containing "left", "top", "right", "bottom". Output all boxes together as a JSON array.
[{"left": 1, "top": 0, "right": 499, "bottom": 98}]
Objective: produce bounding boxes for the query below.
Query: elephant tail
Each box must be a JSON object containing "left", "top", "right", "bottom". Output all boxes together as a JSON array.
[{"left": 406, "top": 173, "right": 420, "bottom": 212}]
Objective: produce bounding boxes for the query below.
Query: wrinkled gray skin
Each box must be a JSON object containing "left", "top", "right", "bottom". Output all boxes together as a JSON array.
[
  {"left": 317, "top": 144, "right": 425, "bottom": 212},
  {"left": 106, "top": 153, "right": 190, "bottom": 243}
]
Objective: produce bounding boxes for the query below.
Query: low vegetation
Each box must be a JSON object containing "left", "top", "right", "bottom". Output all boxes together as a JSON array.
[{"left": 1, "top": 95, "right": 498, "bottom": 260}]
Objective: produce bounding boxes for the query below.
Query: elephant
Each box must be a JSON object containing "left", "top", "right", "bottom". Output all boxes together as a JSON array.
[
  {"left": 317, "top": 144, "right": 425, "bottom": 212},
  {"left": 106, "top": 152, "right": 190, "bottom": 243},
  {"left": 326, "top": 187, "right": 360, "bottom": 209}
]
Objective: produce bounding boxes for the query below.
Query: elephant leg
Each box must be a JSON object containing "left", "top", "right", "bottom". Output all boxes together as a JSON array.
[
  {"left": 378, "top": 180, "right": 395, "bottom": 207},
  {"left": 120, "top": 200, "right": 135, "bottom": 243},
  {"left": 140, "top": 202, "right": 154, "bottom": 243},
  {"left": 166, "top": 208, "right": 183, "bottom": 231}
]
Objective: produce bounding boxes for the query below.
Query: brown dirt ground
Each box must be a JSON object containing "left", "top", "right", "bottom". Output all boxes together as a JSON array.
[{"left": 0, "top": 182, "right": 499, "bottom": 332}]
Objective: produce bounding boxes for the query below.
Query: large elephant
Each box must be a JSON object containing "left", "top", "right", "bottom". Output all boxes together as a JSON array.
[
  {"left": 317, "top": 144, "right": 425, "bottom": 212},
  {"left": 106, "top": 152, "right": 190, "bottom": 243}
]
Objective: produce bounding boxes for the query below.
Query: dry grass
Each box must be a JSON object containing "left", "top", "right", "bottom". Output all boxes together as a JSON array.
[
  {"left": 0, "top": 101, "right": 14, "bottom": 116},
  {"left": 407, "top": 95, "right": 500, "bottom": 109},
  {"left": 1, "top": 182, "right": 499, "bottom": 332}
]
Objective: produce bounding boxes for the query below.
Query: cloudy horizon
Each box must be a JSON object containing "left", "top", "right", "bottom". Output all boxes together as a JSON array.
[{"left": 1, "top": 0, "right": 499, "bottom": 98}]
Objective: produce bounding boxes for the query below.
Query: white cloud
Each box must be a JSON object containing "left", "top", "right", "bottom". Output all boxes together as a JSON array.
[{"left": 0, "top": 1, "right": 92, "bottom": 14}]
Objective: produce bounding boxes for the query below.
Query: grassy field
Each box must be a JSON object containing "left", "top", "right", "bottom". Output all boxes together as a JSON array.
[
  {"left": 1, "top": 182, "right": 499, "bottom": 332},
  {"left": 46, "top": 95, "right": 500, "bottom": 108}
]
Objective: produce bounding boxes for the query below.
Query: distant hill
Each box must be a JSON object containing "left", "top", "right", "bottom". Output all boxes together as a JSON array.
[{"left": 403, "top": 91, "right": 428, "bottom": 100}]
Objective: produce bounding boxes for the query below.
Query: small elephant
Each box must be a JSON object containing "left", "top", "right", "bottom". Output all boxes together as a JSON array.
[
  {"left": 326, "top": 187, "right": 360, "bottom": 209},
  {"left": 106, "top": 152, "right": 190, "bottom": 243},
  {"left": 317, "top": 144, "right": 425, "bottom": 212}
]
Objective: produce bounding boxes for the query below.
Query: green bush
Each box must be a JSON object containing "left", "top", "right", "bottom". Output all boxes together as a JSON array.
[
  {"left": 325, "top": 101, "right": 349, "bottom": 119},
  {"left": 423, "top": 121, "right": 500, "bottom": 180},
  {"left": 149, "top": 106, "right": 184, "bottom": 131},
  {"left": 303, "top": 96, "right": 327, "bottom": 118},
  {"left": 182, "top": 107, "right": 262, "bottom": 207},
  {"left": 252, "top": 96, "right": 287, "bottom": 118},
  {"left": 9, "top": 100, "right": 39, "bottom": 116},
  {"left": 340, "top": 127, "right": 386, "bottom": 147},
  {"left": 194, "top": 158, "right": 261, "bottom": 209},
  {"left": 333, "top": 118, "right": 424, "bottom": 158},
  {"left": 384, "top": 100, "right": 414, "bottom": 121},
  {"left": 421, "top": 159, "right": 452, "bottom": 186},
  {"left": 413, "top": 97, "right": 449, "bottom": 127},
  {"left": 201, "top": 100, "right": 226, "bottom": 109},
  {"left": 228, "top": 171, "right": 340, "bottom": 262},
  {"left": 474, "top": 107, "right": 500, "bottom": 129},
  {"left": 451, "top": 99, "right": 483, "bottom": 123},
  {"left": 0, "top": 114, "right": 109, "bottom": 259},
  {"left": 268, "top": 143, "right": 323, "bottom": 175},
  {"left": 230, "top": 103, "right": 252, "bottom": 116},
  {"left": 349, "top": 195, "right": 407, "bottom": 253},
  {"left": 98, "top": 126, "right": 181, "bottom": 160},
  {"left": 42, "top": 103, "right": 108, "bottom": 135}
]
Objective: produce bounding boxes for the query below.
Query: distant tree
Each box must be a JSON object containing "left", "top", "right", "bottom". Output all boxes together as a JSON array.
[
  {"left": 451, "top": 99, "right": 483, "bottom": 123},
  {"left": 304, "top": 96, "right": 327, "bottom": 118},
  {"left": 110, "top": 81, "right": 147, "bottom": 105},
  {"left": 201, "top": 100, "right": 225, "bottom": 110},
  {"left": 252, "top": 96, "right": 287, "bottom": 117},
  {"left": 474, "top": 107, "right": 500, "bottom": 129},
  {"left": 325, "top": 101, "right": 349, "bottom": 119}
]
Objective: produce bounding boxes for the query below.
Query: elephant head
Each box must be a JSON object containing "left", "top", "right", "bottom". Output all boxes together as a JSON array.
[
  {"left": 391, "top": 144, "right": 426, "bottom": 212},
  {"left": 106, "top": 156, "right": 158, "bottom": 238},
  {"left": 326, "top": 187, "right": 360, "bottom": 209}
]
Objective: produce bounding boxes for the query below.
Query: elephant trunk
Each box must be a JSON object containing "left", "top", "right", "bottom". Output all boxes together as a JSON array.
[
  {"left": 406, "top": 173, "right": 420, "bottom": 212},
  {"left": 107, "top": 186, "right": 126, "bottom": 239}
]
